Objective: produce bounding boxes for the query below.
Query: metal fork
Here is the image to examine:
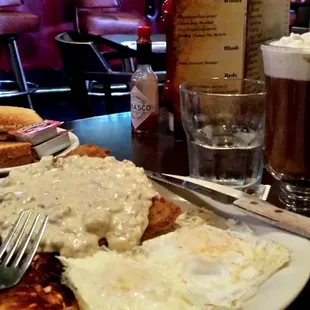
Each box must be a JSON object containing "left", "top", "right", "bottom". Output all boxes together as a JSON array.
[{"left": 0, "top": 211, "right": 48, "bottom": 290}]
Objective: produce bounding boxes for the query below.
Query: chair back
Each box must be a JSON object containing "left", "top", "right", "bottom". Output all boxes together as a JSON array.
[
  {"left": 56, "top": 32, "right": 133, "bottom": 82},
  {"left": 55, "top": 32, "right": 111, "bottom": 74},
  {"left": 74, "top": 0, "right": 121, "bottom": 8},
  {"left": 55, "top": 31, "right": 133, "bottom": 115},
  {"left": 0, "top": 0, "right": 21, "bottom": 7}
]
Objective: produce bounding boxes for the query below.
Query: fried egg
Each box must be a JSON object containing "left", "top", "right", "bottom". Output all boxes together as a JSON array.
[{"left": 60, "top": 222, "right": 290, "bottom": 310}]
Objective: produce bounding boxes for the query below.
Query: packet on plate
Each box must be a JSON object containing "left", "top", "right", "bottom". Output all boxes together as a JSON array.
[
  {"left": 9, "top": 120, "right": 63, "bottom": 146},
  {"left": 32, "top": 131, "right": 71, "bottom": 159}
]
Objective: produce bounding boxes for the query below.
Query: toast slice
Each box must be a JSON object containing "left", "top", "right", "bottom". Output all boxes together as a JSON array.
[
  {"left": 0, "top": 106, "right": 42, "bottom": 133},
  {"left": 0, "top": 141, "right": 34, "bottom": 168},
  {"left": 0, "top": 133, "right": 12, "bottom": 141}
]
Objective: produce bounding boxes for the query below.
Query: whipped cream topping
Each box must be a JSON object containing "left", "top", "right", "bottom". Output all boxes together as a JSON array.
[
  {"left": 270, "top": 32, "right": 310, "bottom": 48},
  {"left": 261, "top": 32, "right": 310, "bottom": 81}
]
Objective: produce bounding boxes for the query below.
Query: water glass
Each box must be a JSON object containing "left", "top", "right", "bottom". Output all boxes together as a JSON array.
[{"left": 180, "top": 78, "right": 266, "bottom": 189}]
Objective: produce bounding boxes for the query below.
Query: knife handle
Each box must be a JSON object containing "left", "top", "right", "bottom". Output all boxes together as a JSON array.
[{"left": 234, "top": 198, "right": 310, "bottom": 239}]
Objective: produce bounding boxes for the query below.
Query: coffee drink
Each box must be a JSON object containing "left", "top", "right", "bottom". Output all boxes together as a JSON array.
[
  {"left": 262, "top": 33, "right": 310, "bottom": 184},
  {"left": 264, "top": 76, "right": 310, "bottom": 182},
  {"left": 261, "top": 33, "right": 310, "bottom": 210}
]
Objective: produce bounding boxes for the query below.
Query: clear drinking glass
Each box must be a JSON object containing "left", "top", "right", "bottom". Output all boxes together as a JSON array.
[
  {"left": 180, "top": 78, "right": 266, "bottom": 190},
  {"left": 261, "top": 42, "right": 310, "bottom": 213}
]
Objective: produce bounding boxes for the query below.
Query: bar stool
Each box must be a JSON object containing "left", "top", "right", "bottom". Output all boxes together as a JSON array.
[
  {"left": 0, "top": 0, "right": 39, "bottom": 109},
  {"left": 74, "top": 0, "right": 147, "bottom": 36}
]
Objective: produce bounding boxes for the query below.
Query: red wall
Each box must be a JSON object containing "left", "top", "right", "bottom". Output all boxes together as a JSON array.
[
  {"left": 0, "top": 0, "right": 162, "bottom": 71},
  {"left": 0, "top": 0, "right": 74, "bottom": 71},
  {"left": 122, "top": 0, "right": 146, "bottom": 15}
]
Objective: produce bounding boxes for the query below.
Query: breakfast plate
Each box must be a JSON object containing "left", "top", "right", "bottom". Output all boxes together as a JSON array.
[
  {"left": 0, "top": 128, "right": 79, "bottom": 175},
  {"left": 153, "top": 175, "right": 310, "bottom": 310},
  {"left": 0, "top": 152, "right": 308, "bottom": 309}
]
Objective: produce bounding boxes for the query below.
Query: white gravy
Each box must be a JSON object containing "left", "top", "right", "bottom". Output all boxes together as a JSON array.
[{"left": 0, "top": 156, "right": 157, "bottom": 257}]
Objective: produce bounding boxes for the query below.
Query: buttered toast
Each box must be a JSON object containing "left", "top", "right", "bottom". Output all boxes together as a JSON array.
[
  {"left": 0, "top": 106, "right": 42, "bottom": 133},
  {"left": 0, "top": 142, "right": 34, "bottom": 168}
]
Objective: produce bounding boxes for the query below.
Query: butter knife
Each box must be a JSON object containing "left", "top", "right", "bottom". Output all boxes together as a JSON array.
[{"left": 146, "top": 171, "right": 310, "bottom": 239}]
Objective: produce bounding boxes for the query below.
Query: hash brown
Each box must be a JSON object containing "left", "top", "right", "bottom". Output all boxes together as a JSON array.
[{"left": 0, "top": 254, "right": 79, "bottom": 310}]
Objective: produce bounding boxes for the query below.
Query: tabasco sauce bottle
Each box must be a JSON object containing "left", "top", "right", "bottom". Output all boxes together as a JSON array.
[{"left": 131, "top": 26, "right": 159, "bottom": 134}]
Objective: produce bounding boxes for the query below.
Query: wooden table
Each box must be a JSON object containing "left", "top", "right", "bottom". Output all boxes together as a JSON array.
[{"left": 63, "top": 112, "right": 308, "bottom": 309}]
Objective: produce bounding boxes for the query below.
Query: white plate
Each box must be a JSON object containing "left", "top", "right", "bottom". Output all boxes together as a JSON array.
[
  {"left": 55, "top": 128, "right": 80, "bottom": 157},
  {"left": 0, "top": 128, "right": 79, "bottom": 175},
  {"left": 154, "top": 175, "right": 310, "bottom": 310}
]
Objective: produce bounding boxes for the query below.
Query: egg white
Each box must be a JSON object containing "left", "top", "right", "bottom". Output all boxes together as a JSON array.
[
  {"left": 60, "top": 222, "right": 290, "bottom": 310},
  {"left": 60, "top": 251, "right": 195, "bottom": 310}
]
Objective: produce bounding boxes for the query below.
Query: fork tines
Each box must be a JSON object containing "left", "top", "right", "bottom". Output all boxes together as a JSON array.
[{"left": 0, "top": 211, "right": 48, "bottom": 269}]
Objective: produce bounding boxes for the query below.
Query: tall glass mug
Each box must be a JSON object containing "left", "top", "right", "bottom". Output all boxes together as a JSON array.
[
  {"left": 180, "top": 78, "right": 266, "bottom": 190},
  {"left": 261, "top": 33, "right": 310, "bottom": 212}
]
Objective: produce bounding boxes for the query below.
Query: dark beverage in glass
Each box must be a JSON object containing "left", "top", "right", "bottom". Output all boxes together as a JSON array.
[{"left": 261, "top": 33, "right": 310, "bottom": 212}]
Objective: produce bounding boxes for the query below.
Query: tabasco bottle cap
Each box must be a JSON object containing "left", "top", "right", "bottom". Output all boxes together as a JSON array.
[{"left": 138, "top": 25, "right": 151, "bottom": 39}]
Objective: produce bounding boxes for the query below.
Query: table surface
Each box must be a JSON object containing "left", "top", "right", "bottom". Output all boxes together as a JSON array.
[
  {"left": 63, "top": 112, "right": 308, "bottom": 309},
  {"left": 102, "top": 34, "right": 166, "bottom": 45}
]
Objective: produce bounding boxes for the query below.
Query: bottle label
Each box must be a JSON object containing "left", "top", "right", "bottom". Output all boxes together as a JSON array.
[{"left": 131, "top": 86, "right": 154, "bottom": 129}]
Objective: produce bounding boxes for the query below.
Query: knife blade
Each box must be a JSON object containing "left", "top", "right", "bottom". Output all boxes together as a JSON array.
[{"left": 146, "top": 171, "right": 310, "bottom": 240}]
